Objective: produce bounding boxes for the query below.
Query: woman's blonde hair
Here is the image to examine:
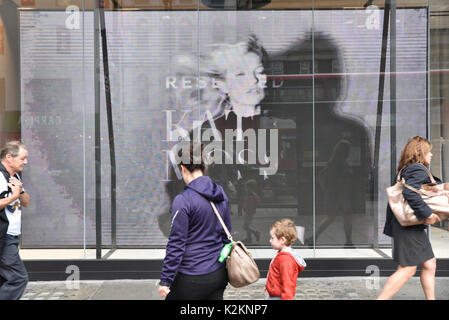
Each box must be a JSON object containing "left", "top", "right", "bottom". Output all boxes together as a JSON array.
[
  {"left": 168, "top": 35, "right": 266, "bottom": 121},
  {"left": 397, "top": 136, "right": 432, "bottom": 171},
  {"left": 270, "top": 218, "right": 297, "bottom": 246}
]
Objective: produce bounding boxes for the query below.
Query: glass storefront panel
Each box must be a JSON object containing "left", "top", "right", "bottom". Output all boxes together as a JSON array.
[
  {"left": 16, "top": 2, "right": 89, "bottom": 248},
  {"left": 430, "top": 0, "right": 449, "bottom": 248},
  {"left": 190, "top": 6, "right": 314, "bottom": 248},
  {"left": 158, "top": 3, "right": 314, "bottom": 249},
  {"left": 312, "top": 6, "right": 374, "bottom": 247},
  {"left": 312, "top": 2, "right": 430, "bottom": 249},
  {"left": 102, "top": 8, "right": 202, "bottom": 246}
]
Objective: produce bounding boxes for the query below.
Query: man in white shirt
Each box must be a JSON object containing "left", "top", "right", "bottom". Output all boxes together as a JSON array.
[{"left": 0, "top": 141, "right": 30, "bottom": 300}]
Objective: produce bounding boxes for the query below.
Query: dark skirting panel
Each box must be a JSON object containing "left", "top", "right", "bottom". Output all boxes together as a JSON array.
[{"left": 23, "top": 258, "right": 449, "bottom": 281}]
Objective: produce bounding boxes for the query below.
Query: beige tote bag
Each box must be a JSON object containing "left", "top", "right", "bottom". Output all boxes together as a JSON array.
[
  {"left": 209, "top": 201, "right": 260, "bottom": 288},
  {"left": 386, "top": 164, "right": 449, "bottom": 226}
]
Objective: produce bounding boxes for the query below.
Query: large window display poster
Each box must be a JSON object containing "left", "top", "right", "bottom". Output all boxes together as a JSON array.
[{"left": 20, "top": 8, "right": 427, "bottom": 247}]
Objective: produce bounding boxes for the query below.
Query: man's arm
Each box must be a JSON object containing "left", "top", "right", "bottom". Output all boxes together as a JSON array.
[{"left": 0, "top": 185, "right": 20, "bottom": 210}]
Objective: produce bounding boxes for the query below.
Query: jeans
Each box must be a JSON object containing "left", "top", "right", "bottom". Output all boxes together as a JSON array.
[{"left": 0, "top": 234, "right": 28, "bottom": 300}]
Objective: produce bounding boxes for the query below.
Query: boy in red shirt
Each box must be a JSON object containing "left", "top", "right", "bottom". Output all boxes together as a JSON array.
[{"left": 265, "top": 219, "right": 306, "bottom": 300}]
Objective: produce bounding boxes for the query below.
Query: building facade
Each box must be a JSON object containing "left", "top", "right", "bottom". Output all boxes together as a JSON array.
[{"left": 1, "top": 0, "right": 449, "bottom": 278}]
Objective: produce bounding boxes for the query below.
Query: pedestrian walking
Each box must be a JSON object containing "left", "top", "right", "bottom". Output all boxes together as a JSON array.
[
  {"left": 265, "top": 218, "right": 306, "bottom": 300},
  {"left": 0, "top": 141, "right": 30, "bottom": 300},
  {"left": 158, "top": 143, "right": 232, "bottom": 300},
  {"left": 377, "top": 136, "right": 440, "bottom": 300}
]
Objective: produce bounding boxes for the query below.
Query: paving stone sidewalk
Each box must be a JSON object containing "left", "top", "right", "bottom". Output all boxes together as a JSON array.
[{"left": 20, "top": 277, "right": 449, "bottom": 300}]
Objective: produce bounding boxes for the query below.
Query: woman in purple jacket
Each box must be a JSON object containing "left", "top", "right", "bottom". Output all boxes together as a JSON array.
[
  {"left": 158, "top": 143, "right": 232, "bottom": 300},
  {"left": 377, "top": 136, "right": 440, "bottom": 300}
]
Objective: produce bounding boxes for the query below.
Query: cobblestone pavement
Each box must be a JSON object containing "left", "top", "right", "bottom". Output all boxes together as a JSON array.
[{"left": 20, "top": 277, "right": 449, "bottom": 300}]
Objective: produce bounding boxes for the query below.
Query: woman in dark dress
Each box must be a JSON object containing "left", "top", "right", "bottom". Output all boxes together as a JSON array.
[{"left": 377, "top": 136, "right": 441, "bottom": 300}]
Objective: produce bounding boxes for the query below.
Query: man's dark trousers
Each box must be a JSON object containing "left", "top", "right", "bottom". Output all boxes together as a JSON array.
[{"left": 0, "top": 234, "right": 28, "bottom": 300}]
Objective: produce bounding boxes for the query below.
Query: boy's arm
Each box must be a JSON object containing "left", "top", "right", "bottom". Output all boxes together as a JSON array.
[{"left": 279, "top": 255, "right": 299, "bottom": 300}]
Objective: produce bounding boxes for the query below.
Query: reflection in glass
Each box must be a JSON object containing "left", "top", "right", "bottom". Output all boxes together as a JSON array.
[
  {"left": 315, "top": 139, "right": 354, "bottom": 246},
  {"left": 266, "top": 31, "right": 372, "bottom": 247}
]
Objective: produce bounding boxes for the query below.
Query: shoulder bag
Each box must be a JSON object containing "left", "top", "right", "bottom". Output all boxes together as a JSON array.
[
  {"left": 386, "top": 164, "right": 449, "bottom": 226},
  {"left": 209, "top": 201, "right": 260, "bottom": 288}
]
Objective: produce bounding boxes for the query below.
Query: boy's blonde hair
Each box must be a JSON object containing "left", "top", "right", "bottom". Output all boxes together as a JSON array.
[{"left": 270, "top": 219, "right": 297, "bottom": 246}]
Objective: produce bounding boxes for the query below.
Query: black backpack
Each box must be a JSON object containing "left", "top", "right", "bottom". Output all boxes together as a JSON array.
[{"left": 0, "top": 168, "right": 11, "bottom": 250}]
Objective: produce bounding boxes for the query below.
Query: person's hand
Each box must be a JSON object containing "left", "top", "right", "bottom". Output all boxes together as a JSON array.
[
  {"left": 158, "top": 285, "right": 170, "bottom": 298},
  {"left": 424, "top": 213, "right": 440, "bottom": 225},
  {"left": 9, "top": 178, "right": 22, "bottom": 190},
  {"left": 8, "top": 178, "right": 22, "bottom": 199}
]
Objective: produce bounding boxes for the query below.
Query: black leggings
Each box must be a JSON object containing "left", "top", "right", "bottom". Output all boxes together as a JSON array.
[{"left": 165, "top": 266, "right": 228, "bottom": 300}]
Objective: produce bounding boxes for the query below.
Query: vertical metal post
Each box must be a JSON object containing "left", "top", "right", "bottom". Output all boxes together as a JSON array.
[
  {"left": 82, "top": 0, "right": 87, "bottom": 259},
  {"left": 426, "top": 1, "right": 432, "bottom": 237},
  {"left": 312, "top": 0, "right": 316, "bottom": 257},
  {"left": 426, "top": 1, "right": 431, "bottom": 142},
  {"left": 98, "top": 1, "right": 117, "bottom": 251},
  {"left": 94, "top": 0, "right": 102, "bottom": 260},
  {"left": 373, "top": 0, "right": 390, "bottom": 248},
  {"left": 390, "top": 0, "right": 397, "bottom": 182}
]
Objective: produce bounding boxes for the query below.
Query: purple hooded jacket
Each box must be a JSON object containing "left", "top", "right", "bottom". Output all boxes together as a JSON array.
[{"left": 159, "top": 176, "right": 231, "bottom": 287}]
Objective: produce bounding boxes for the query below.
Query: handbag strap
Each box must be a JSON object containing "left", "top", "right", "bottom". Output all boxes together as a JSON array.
[
  {"left": 402, "top": 181, "right": 423, "bottom": 194},
  {"left": 421, "top": 165, "right": 437, "bottom": 184},
  {"left": 396, "top": 163, "right": 436, "bottom": 184},
  {"left": 209, "top": 201, "right": 233, "bottom": 241},
  {"left": 398, "top": 164, "right": 439, "bottom": 196}
]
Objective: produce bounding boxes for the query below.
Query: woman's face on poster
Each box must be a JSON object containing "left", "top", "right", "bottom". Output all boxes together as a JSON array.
[{"left": 223, "top": 51, "right": 267, "bottom": 107}]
